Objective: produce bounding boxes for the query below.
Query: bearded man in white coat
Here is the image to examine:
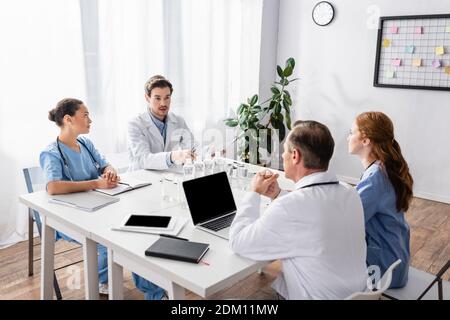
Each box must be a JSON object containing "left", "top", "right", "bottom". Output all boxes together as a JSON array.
[
  {"left": 229, "top": 120, "right": 367, "bottom": 300},
  {"left": 127, "top": 75, "right": 196, "bottom": 171}
]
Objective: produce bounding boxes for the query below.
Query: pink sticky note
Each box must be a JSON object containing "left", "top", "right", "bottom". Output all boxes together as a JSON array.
[
  {"left": 432, "top": 60, "right": 441, "bottom": 68},
  {"left": 415, "top": 26, "right": 422, "bottom": 34},
  {"left": 391, "top": 59, "right": 401, "bottom": 67},
  {"left": 390, "top": 26, "right": 398, "bottom": 34}
]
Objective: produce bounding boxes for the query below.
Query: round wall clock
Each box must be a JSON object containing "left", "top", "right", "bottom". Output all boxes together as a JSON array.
[{"left": 312, "top": 1, "right": 335, "bottom": 26}]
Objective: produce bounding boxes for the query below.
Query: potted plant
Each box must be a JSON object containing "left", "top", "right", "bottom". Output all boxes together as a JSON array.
[{"left": 224, "top": 57, "right": 298, "bottom": 165}]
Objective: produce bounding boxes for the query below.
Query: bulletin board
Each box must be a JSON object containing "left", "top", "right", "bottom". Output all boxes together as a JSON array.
[{"left": 373, "top": 14, "right": 450, "bottom": 91}]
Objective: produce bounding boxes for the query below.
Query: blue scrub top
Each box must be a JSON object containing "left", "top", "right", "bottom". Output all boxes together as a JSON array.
[
  {"left": 40, "top": 136, "right": 108, "bottom": 183},
  {"left": 356, "top": 162, "right": 410, "bottom": 288}
]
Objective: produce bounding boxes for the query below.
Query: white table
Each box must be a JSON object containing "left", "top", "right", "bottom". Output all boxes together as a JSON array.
[{"left": 19, "top": 161, "right": 292, "bottom": 300}]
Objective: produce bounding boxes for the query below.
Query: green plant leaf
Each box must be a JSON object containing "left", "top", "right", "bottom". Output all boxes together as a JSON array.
[
  {"left": 283, "top": 90, "right": 291, "bottom": 98},
  {"left": 237, "top": 103, "right": 246, "bottom": 115},
  {"left": 277, "top": 65, "right": 284, "bottom": 78},
  {"left": 251, "top": 105, "right": 261, "bottom": 112},
  {"left": 279, "top": 123, "right": 286, "bottom": 142},
  {"left": 284, "top": 94, "right": 292, "bottom": 106},
  {"left": 267, "top": 129, "right": 272, "bottom": 154},
  {"left": 274, "top": 103, "right": 281, "bottom": 114},
  {"left": 224, "top": 118, "right": 239, "bottom": 127},
  {"left": 286, "top": 57, "right": 295, "bottom": 70},
  {"left": 270, "top": 114, "right": 280, "bottom": 129},
  {"left": 281, "top": 78, "right": 289, "bottom": 86},
  {"left": 285, "top": 111, "right": 292, "bottom": 130},
  {"left": 283, "top": 65, "right": 293, "bottom": 77},
  {"left": 270, "top": 86, "right": 280, "bottom": 95},
  {"left": 268, "top": 100, "right": 276, "bottom": 110},
  {"left": 250, "top": 94, "right": 258, "bottom": 106}
]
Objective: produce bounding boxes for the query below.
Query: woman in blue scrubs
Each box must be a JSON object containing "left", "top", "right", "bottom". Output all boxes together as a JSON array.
[
  {"left": 40, "top": 98, "right": 120, "bottom": 295},
  {"left": 348, "top": 111, "right": 413, "bottom": 288}
]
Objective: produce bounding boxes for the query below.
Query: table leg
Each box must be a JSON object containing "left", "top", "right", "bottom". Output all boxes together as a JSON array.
[
  {"left": 40, "top": 216, "right": 55, "bottom": 300},
  {"left": 167, "top": 282, "right": 185, "bottom": 300},
  {"left": 107, "top": 248, "right": 124, "bottom": 300},
  {"left": 83, "top": 238, "right": 99, "bottom": 300}
]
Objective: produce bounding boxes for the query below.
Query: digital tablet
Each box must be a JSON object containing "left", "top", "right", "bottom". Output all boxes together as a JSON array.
[{"left": 120, "top": 214, "right": 175, "bottom": 230}]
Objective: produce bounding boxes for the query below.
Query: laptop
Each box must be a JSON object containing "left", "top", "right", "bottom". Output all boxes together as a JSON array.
[{"left": 182, "top": 171, "right": 236, "bottom": 240}]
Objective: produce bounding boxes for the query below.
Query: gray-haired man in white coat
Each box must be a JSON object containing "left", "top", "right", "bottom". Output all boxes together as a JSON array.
[
  {"left": 127, "top": 75, "right": 196, "bottom": 171},
  {"left": 229, "top": 120, "right": 367, "bottom": 300}
]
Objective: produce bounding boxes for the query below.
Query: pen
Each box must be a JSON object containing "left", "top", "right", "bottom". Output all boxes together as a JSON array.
[{"left": 160, "top": 234, "right": 188, "bottom": 241}]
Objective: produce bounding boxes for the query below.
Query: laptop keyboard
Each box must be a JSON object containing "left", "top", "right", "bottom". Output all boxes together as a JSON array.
[{"left": 201, "top": 213, "right": 236, "bottom": 231}]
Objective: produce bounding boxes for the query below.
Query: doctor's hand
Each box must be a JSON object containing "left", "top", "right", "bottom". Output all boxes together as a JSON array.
[
  {"left": 170, "top": 149, "right": 196, "bottom": 165},
  {"left": 250, "top": 170, "right": 279, "bottom": 196}
]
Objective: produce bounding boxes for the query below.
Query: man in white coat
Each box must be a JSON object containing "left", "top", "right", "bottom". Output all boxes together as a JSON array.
[
  {"left": 229, "top": 120, "right": 367, "bottom": 300},
  {"left": 127, "top": 75, "right": 196, "bottom": 171},
  {"left": 128, "top": 75, "right": 197, "bottom": 299}
]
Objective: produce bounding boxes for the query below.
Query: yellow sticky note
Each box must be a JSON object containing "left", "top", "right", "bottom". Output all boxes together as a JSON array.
[
  {"left": 382, "top": 39, "right": 391, "bottom": 48},
  {"left": 435, "top": 46, "right": 445, "bottom": 55},
  {"left": 445, "top": 67, "right": 450, "bottom": 74},
  {"left": 412, "top": 59, "right": 421, "bottom": 67}
]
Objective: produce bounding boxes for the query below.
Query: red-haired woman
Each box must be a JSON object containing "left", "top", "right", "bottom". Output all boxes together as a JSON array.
[{"left": 348, "top": 111, "right": 413, "bottom": 288}]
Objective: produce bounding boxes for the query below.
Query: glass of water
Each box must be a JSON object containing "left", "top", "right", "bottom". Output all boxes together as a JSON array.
[
  {"left": 214, "top": 157, "right": 226, "bottom": 173},
  {"left": 237, "top": 165, "right": 248, "bottom": 190},
  {"left": 183, "top": 158, "right": 195, "bottom": 181},
  {"left": 194, "top": 161, "right": 205, "bottom": 178},
  {"left": 203, "top": 158, "right": 214, "bottom": 175},
  {"left": 162, "top": 174, "right": 177, "bottom": 202}
]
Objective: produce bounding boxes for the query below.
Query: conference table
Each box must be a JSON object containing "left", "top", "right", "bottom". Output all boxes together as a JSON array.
[{"left": 19, "top": 159, "right": 294, "bottom": 300}]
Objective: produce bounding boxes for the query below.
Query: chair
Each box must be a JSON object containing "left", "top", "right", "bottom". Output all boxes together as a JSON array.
[
  {"left": 383, "top": 260, "right": 450, "bottom": 300},
  {"left": 23, "top": 167, "right": 82, "bottom": 300},
  {"left": 345, "top": 259, "right": 402, "bottom": 300}
]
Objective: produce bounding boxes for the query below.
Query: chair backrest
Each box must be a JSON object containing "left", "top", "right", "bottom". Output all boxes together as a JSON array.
[
  {"left": 23, "top": 166, "right": 46, "bottom": 193},
  {"left": 345, "top": 259, "right": 402, "bottom": 300},
  {"left": 23, "top": 166, "right": 46, "bottom": 232}
]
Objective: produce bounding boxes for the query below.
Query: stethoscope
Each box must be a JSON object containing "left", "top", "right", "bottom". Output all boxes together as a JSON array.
[
  {"left": 359, "top": 160, "right": 377, "bottom": 180},
  {"left": 299, "top": 181, "right": 339, "bottom": 189},
  {"left": 56, "top": 137, "right": 101, "bottom": 181}
]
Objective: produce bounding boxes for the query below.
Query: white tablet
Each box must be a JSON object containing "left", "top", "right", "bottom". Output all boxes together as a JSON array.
[{"left": 119, "top": 214, "right": 175, "bottom": 231}]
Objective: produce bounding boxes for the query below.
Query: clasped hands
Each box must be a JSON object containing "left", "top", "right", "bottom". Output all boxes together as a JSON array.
[
  {"left": 97, "top": 167, "right": 120, "bottom": 189},
  {"left": 250, "top": 170, "right": 282, "bottom": 200}
]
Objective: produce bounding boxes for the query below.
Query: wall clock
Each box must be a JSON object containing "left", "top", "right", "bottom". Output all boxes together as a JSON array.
[{"left": 312, "top": 1, "right": 335, "bottom": 26}]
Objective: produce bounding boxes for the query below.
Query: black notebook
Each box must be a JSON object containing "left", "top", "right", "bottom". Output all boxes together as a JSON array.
[{"left": 145, "top": 237, "right": 209, "bottom": 264}]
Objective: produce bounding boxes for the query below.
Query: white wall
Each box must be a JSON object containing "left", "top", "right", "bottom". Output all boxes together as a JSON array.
[{"left": 275, "top": 0, "right": 450, "bottom": 203}]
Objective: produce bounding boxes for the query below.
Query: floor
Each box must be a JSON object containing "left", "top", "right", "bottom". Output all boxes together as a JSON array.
[{"left": 0, "top": 197, "right": 448, "bottom": 300}]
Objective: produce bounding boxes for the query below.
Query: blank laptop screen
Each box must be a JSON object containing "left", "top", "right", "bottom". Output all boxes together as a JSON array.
[{"left": 182, "top": 171, "right": 237, "bottom": 225}]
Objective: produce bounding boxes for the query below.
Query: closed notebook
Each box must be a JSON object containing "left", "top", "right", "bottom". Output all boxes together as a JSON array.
[
  {"left": 145, "top": 237, "right": 209, "bottom": 264},
  {"left": 49, "top": 191, "right": 119, "bottom": 212}
]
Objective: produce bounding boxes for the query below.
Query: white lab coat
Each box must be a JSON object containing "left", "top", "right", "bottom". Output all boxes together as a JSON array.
[
  {"left": 127, "top": 111, "right": 196, "bottom": 170},
  {"left": 229, "top": 171, "right": 367, "bottom": 300}
]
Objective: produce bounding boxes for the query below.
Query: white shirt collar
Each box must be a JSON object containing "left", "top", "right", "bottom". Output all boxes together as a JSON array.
[{"left": 294, "top": 171, "right": 338, "bottom": 190}]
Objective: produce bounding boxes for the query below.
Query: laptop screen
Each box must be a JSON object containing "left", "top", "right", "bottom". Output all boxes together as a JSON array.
[{"left": 182, "top": 171, "right": 237, "bottom": 225}]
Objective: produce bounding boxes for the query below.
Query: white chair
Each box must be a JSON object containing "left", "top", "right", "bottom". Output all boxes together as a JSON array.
[{"left": 345, "top": 259, "right": 402, "bottom": 300}]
